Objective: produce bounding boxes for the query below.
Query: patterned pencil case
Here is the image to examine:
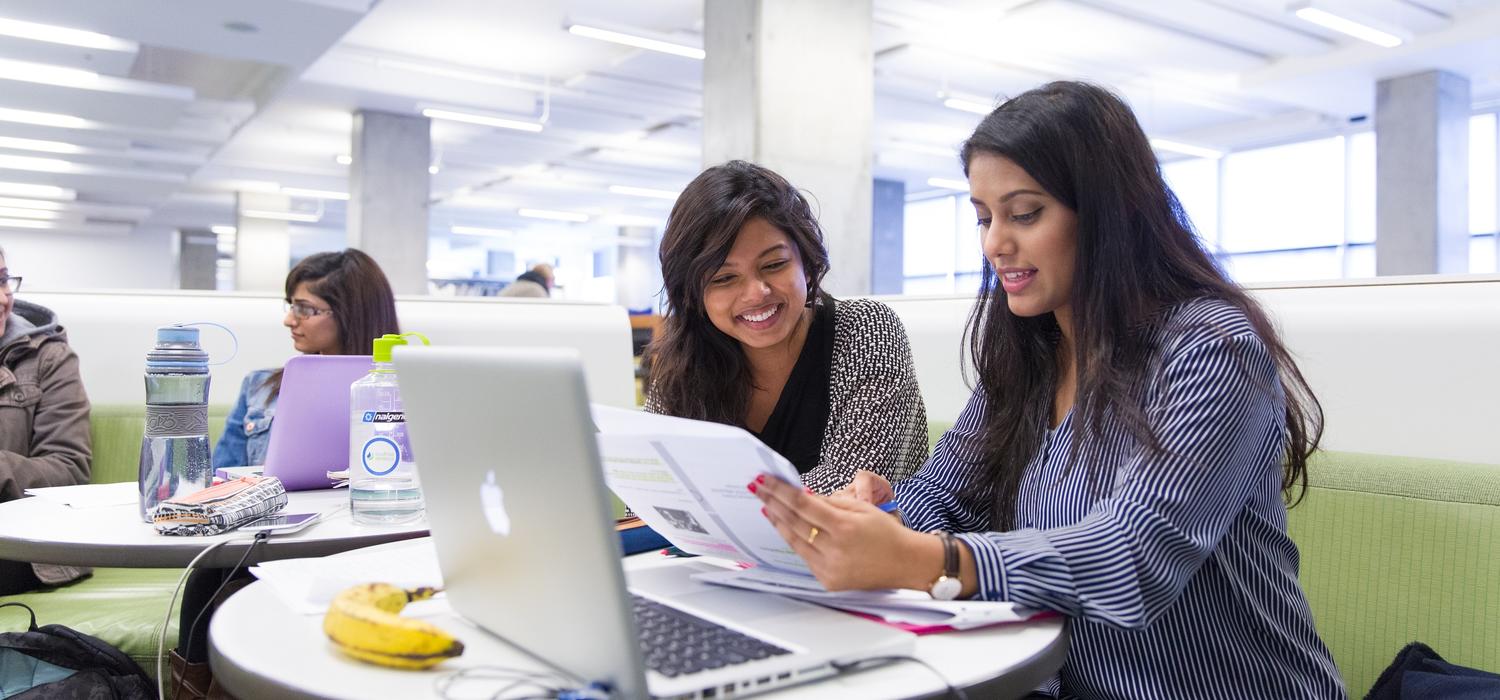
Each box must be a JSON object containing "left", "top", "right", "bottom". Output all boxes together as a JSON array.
[{"left": 151, "top": 475, "right": 288, "bottom": 536}]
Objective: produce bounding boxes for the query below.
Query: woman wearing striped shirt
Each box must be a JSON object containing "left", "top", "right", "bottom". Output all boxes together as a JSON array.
[{"left": 751, "top": 82, "right": 1345, "bottom": 699}]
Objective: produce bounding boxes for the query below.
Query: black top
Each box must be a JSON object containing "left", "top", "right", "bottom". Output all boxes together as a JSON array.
[{"left": 753, "top": 293, "right": 835, "bottom": 475}]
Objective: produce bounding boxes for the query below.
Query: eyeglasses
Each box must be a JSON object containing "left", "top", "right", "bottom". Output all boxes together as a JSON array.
[
  {"left": 283, "top": 300, "right": 333, "bottom": 320},
  {"left": 0, "top": 275, "right": 20, "bottom": 294}
]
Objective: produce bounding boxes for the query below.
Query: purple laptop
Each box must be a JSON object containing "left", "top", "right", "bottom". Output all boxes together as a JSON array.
[{"left": 262, "top": 354, "right": 372, "bottom": 491}]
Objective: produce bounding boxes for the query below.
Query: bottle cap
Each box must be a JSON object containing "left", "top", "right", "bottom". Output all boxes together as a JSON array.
[
  {"left": 146, "top": 325, "right": 210, "bottom": 374},
  {"left": 371, "top": 332, "right": 430, "bottom": 363}
]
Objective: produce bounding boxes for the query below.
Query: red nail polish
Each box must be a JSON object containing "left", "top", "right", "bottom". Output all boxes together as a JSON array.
[
  {"left": 760, "top": 507, "right": 767, "bottom": 517},
  {"left": 747, "top": 482, "right": 758, "bottom": 494},
  {"left": 755, "top": 474, "right": 767, "bottom": 484}
]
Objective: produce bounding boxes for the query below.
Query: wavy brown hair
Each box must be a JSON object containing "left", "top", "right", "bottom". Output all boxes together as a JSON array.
[
  {"left": 959, "top": 82, "right": 1322, "bottom": 530},
  {"left": 645, "top": 161, "right": 830, "bottom": 426},
  {"left": 268, "top": 248, "right": 400, "bottom": 397}
]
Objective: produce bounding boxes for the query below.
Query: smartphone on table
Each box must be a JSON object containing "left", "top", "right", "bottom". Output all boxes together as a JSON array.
[{"left": 238, "top": 512, "right": 321, "bottom": 534}]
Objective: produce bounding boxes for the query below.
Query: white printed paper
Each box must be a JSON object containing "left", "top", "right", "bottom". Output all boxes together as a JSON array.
[{"left": 592, "top": 405, "right": 809, "bottom": 575}]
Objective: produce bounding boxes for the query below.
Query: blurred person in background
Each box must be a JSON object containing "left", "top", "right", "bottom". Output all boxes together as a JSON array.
[{"left": 498, "top": 262, "right": 555, "bottom": 298}]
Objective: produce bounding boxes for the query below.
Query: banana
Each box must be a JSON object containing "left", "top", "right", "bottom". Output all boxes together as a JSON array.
[{"left": 323, "top": 583, "right": 464, "bottom": 669}]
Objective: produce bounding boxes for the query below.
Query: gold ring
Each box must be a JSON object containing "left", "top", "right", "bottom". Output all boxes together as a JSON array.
[{"left": 806, "top": 526, "right": 819, "bottom": 544}]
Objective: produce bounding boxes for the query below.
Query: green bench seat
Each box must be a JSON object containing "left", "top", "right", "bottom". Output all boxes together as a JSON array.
[
  {"left": 1289, "top": 451, "right": 1500, "bottom": 694},
  {"left": 925, "top": 420, "right": 1500, "bottom": 694},
  {"left": 1, "top": 405, "right": 231, "bottom": 681}
]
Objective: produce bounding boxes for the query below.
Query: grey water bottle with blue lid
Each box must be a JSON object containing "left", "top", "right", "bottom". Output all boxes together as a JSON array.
[{"left": 138, "top": 324, "right": 214, "bottom": 522}]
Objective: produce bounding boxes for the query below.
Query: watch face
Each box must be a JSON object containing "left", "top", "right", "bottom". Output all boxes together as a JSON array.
[{"left": 931, "top": 576, "right": 962, "bottom": 601}]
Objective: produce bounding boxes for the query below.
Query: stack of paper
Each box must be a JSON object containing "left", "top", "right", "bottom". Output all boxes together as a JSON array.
[
  {"left": 692, "top": 568, "right": 1040, "bottom": 631},
  {"left": 592, "top": 405, "right": 1045, "bottom": 634}
]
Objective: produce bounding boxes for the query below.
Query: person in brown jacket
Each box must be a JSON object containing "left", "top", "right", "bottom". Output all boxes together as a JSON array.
[{"left": 0, "top": 245, "right": 92, "bottom": 594}]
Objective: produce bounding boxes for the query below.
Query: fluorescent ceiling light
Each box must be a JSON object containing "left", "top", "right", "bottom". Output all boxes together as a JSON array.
[
  {"left": 335, "top": 154, "right": 352, "bottom": 165},
  {"left": 210, "top": 225, "right": 236, "bottom": 235},
  {"left": 942, "top": 97, "right": 993, "bottom": 115},
  {"left": 1149, "top": 138, "right": 1224, "bottom": 159},
  {"left": 1293, "top": 6, "right": 1406, "bottom": 48},
  {"left": 0, "top": 107, "right": 93, "bottom": 130},
  {"left": 519, "top": 207, "right": 589, "bottom": 223},
  {"left": 0, "top": 154, "right": 72, "bottom": 173},
  {"left": 0, "top": 181, "right": 73, "bottom": 199},
  {"left": 241, "top": 209, "right": 321, "bottom": 223},
  {"left": 0, "top": 136, "right": 83, "bottom": 154},
  {"left": 566, "top": 24, "right": 705, "bottom": 60},
  {"left": 428, "top": 165, "right": 440, "bottom": 174},
  {"left": 0, "top": 58, "right": 101, "bottom": 90},
  {"left": 0, "top": 17, "right": 136, "bottom": 52},
  {"left": 280, "top": 187, "right": 349, "bottom": 201},
  {"left": 608, "top": 185, "right": 679, "bottom": 200},
  {"left": 0, "top": 196, "right": 65, "bottom": 210},
  {"left": 421, "top": 108, "right": 543, "bottom": 133},
  {"left": 451, "top": 225, "right": 513, "bottom": 237},
  {"left": 927, "top": 177, "right": 970, "bottom": 191},
  {"left": 0, "top": 217, "right": 54, "bottom": 229},
  {"left": 0, "top": 206, "right": 59, "bottom": 219}
]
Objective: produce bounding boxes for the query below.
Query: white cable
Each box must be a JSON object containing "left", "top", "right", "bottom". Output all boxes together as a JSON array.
[{"left": 156, "top": 537, "right": 253, "bottom": 700}]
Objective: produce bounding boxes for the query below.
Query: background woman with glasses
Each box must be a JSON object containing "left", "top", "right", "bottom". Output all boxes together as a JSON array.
[
  {"left": 0, "top": 244, "right": 94, "bottom": 594},
  {"left": 213, "top": 248, "right": 400, "bottom": 468}
]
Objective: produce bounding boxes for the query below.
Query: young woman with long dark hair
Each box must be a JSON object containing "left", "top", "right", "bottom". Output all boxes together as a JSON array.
[
  {"left": 751, "top": 83, "right": 1344, "bottom": 698},
  {"left": 213, "top": 248, "right": 400, "bottom": 468},
  {"left": 646, "top": 160, "right": 927, "bottom": 493}
]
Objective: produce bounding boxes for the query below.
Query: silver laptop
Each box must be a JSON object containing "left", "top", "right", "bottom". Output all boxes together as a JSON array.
[{"left": 393, "top": 346, "right": 914, "bottom": 699}]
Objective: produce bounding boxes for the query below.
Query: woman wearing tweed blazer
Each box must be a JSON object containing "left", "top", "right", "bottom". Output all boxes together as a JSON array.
[{"left": 644, "top": 160, "right": 927, "bottom": 494}]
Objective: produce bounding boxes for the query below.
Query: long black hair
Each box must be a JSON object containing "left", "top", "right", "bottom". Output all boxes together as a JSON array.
[
  {"left": 645, "top": 160, "right": 830, "bottom": 426},
  {"left": 959, "top": 81, "right": 1322, "bottom": 529}
]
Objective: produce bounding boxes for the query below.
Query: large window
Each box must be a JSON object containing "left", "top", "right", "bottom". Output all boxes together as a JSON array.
[
  {"left": 901, "top": 113, "right": 1499, "bottom": 291},
  {"left": 903, "top": 194, "right": 984, "bottom": 295}
]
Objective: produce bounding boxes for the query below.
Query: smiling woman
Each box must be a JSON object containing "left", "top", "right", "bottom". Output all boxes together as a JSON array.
[{"left": 644, "top": 161, "right": 928, "bottom": 494}]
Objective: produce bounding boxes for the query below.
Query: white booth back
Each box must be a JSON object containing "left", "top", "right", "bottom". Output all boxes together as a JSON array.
[
  {"left": 877, "top": 274, "right": 1500, "bottom": 466},
  {"left": 27, "top": 291, "right": 636, "bottom": 410},
  {"left": 26, "top": 275, "right": 1498, "bottom": 465}
]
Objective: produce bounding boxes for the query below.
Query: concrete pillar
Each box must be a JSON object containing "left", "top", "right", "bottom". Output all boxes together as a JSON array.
[
  {"left": 235, "top": 192, "right": 291, "bottom": 292},
  {"left": 348, "top": 110, "right": 431, "bottom": 295},
  {"left": 616, "top": 225, "right": 662, "bottom": 313},
  {"left": 703, "top": 0, "right": 874, "bottom": 295},
  {"left": 177, "top": 229, "right": 218, "bottom": 290},
  {"left": 1376, "top": 70, "right": 1470, "bottom": 275},
  {"left": 870, "top": 178, "right": 905, "bottom": 295}
]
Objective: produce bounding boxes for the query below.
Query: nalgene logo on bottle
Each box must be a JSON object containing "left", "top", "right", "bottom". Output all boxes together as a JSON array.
[{"left": 361, "top": 411, "right": 405, "bottom": 423}]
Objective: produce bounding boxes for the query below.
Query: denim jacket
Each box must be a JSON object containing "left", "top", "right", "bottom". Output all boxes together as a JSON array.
[{"left": 213, "top": 368, "right": 277, "bottom": 468}]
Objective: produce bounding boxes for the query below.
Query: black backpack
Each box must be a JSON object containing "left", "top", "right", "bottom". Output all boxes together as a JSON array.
[{"left": 0, "top": 602, "right": 154, "bottom": 699}]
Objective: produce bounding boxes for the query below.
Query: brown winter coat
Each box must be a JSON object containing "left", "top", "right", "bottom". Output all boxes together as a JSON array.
[{"left": 1, "top": 299, "right": 92, "bottom": 586}]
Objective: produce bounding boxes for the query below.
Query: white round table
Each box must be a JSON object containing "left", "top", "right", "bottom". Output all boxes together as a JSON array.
[
  {"left": 0, "top": 487, "right": 427, "bottom": 569},
  {"left": 210, "top": 540, "right": 1068, "bottom": 700}
]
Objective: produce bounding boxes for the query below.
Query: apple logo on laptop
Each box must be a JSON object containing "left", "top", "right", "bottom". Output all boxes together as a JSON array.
[{"left": 479, "top": 470, "right": 511, "bottom": 536}]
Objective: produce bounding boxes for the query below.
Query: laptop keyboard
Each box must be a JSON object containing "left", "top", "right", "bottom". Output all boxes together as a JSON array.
[{"left": 632, "top": 595, "right": 791, "bottom": 678}]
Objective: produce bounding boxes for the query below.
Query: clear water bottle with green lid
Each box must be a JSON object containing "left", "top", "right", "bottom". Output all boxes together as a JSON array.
[{"left": 349, "top": 332, "right": 429, "bottom": 525}]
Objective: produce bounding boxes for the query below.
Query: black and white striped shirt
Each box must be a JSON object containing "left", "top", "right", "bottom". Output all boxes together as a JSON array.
[{"left": 895, "top": 298, "right": 1345, "bottom": 699}]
